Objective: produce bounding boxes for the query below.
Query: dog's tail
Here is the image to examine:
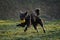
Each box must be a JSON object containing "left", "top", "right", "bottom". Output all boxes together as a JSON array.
[{"left": 35, "top": 8, "right": 40, "bottom": 16}]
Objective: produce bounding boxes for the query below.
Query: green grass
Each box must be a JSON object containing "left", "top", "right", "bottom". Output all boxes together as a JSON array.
[{"left": 0, "top": 20, "right": 60, "bottom": 40}]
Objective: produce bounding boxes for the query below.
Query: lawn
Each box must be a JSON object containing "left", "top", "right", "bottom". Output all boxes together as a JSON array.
[{"left": 0, "top": 20, "right": 60, "bottom": 40}]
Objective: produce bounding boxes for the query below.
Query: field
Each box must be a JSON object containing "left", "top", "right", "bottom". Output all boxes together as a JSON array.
[{"left": 0, "top": 20, "right": 60, "bottom": 40}]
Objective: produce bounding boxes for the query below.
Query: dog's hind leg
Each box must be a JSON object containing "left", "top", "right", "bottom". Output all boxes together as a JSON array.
[
  {"left": 38, "top": 19, "right": 46, "bottom": 33},
  {"left": 41, "top": 25, "right": 46, "bottom": 33}
]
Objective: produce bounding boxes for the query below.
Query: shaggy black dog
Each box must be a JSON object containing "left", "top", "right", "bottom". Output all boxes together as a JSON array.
[{"left": 17, "top": 9, "right": 45, "bottom": 33}]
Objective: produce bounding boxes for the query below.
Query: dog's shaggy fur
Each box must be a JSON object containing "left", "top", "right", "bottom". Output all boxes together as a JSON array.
[{"left": 17, "top": 9, "right": 45, "bottom": 33}]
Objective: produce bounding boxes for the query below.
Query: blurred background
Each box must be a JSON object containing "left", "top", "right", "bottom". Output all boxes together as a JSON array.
[{"left": 0, "top": 0, "right": 60, "bottom": 21}]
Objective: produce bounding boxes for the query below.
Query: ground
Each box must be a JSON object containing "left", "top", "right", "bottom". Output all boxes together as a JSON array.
[{"left": 0, "top": 20, "right": 60, "bottom": 40}]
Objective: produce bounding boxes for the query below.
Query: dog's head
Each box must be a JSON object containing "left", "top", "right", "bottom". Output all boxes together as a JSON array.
[
  {"left": 19, "top": 11, "right": 27, "bottom": 23},
  {"left": 20, "top": 11, "right": 27, "bottom": 20},
  {"left": 17, "top": 12, "right": 27, "bottom": 27}
]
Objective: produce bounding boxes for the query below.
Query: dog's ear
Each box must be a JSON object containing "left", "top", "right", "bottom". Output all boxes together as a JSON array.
[{"left": 25, "top": 11, "right": 27, "bottom": 15}]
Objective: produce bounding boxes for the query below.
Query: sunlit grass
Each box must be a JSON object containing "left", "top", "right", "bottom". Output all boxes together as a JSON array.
[{"left": 0, "top": 20, "right": 60, "bottom": 40}]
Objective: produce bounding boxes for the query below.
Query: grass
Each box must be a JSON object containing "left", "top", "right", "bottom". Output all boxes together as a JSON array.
[{"left": 0, "top": 20, "right": 60, "bottom": 40}]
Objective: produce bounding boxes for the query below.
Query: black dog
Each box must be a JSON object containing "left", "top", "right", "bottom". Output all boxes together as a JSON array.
[{"left": 17, "top": 9, "right": 45, "bottom": 33}]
